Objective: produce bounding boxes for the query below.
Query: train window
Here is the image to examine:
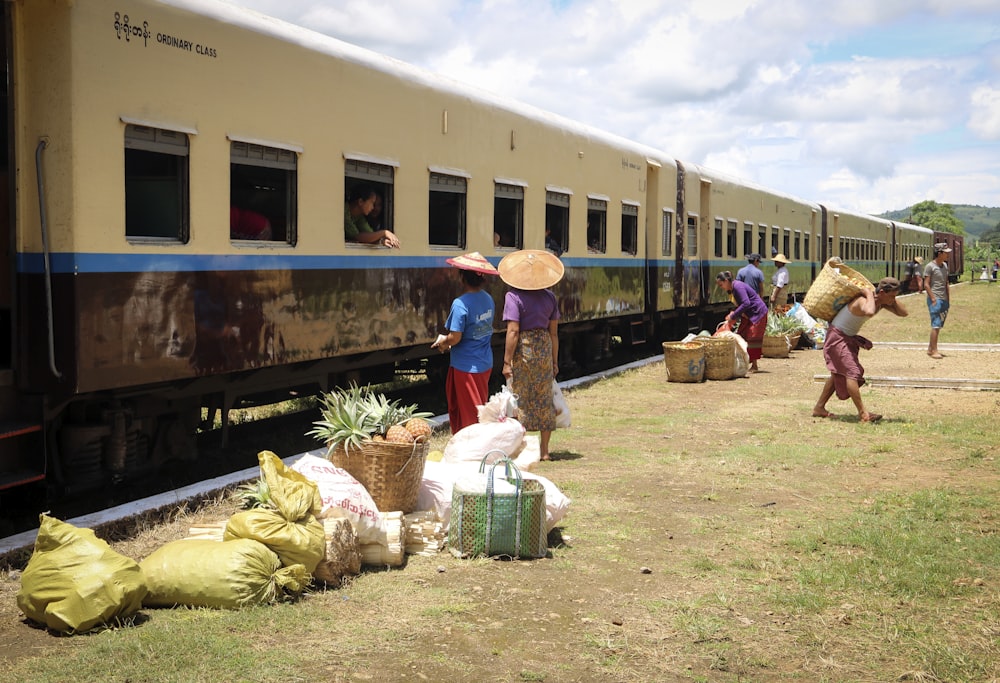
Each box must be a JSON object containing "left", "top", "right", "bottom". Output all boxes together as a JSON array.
[
  {"left": 346, "top": 158, "right": 395, "bottom": 244},
  {"left": 782, "top": 229, "right": 791, "bottom": 258},
  {"left": 621, "top": 202, "right": 638, "bottom": 255},
  {"left": 429, "top": 171, "right": 468, "bottom": 248},
  {"left": 758, "top": 224, "right": 767, "bottom": 256},
  {"left": 804, "top": 234, "right": 811, "bottom": 262},
  {"left": 230, "top": 141, "right": 297, "bottom": 245},
  {"left": 793, "top": 231, "right": 801, "bottom": 261},
  {"left": 771, "top": 227, "right": 779, "bottom": 256},
  {"left": 587, "top": 197, "right": 607, "bottom": 254},
  {"left": 493, "top": 181, "right": 524, "bottom": 249},
  {"left": 686, "top": 215, "right": 698, "bottom": 257},
  {"left": 727, "top": 220, "right": 737, "bottom": 258},
  {"left": 124, "top": 124, "right": 189, "bottom": 242},
  {"left": 743, "top": 222, "right": 753, "bottom": 257},
  {"left": 661, "top": 210, "right": 674, "bottom": 257},
  {"left": 713, "top": 219, "right": 723, "bottom": 258},
  {"left": 545, "top": 189, "right": 570, "bottom": 255}
]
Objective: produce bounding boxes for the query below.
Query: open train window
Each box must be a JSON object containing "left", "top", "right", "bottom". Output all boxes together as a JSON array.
[
  {"left": 124, "top": 124, "right": 189, "bottom": 242},
  {"left": 782, "top": 228, "right": 791, "bottom": 257},
  {"left": 758, "top": 224, "right": 767, "bottom": 257},
  {"left": 726, "top": 220, "right": 737, "bottom": 258},
  {"left": 793, "top": 230, "right": 801, "bottom": 260},
  {"left": 587, "top": 197, "right": 607, "bottom": 254},
  {"left": 230, "top": 141, "right": 297, "bottom": 245},
  {"left": 493, "top": 180, "right": 524, "bottom": 249},
  {"left": 713, "top": 218, "right": 723, "bottom": 258},
  {"left": 804, "top": 233, "right": 811, "bottom": 262},
  {"left": 771, "top": 227, "right": 779, "bottom": 256},
  {"left": 545, "top": 189, "right": 570, "bottom": 255},
  {"left": 429, "top": 169, "right": 467, "bottom": 248},
  {"left": 743, "top": 222, "right": 753, "bottom": 257},
  {"left": 346, "top": 157, "right": 395, "bottom": 246},
  {"left": 661, "top": 209, "right": 674, "bottom": 257},
  {"left": 686, "top": 215, "right": 698, "bottom": 257},
  {"left": 621, "top": 202, "right": 638, "bottom": 255}
]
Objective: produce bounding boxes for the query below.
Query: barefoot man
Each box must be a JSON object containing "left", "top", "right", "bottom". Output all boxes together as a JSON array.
[{"left": 813, "top": 277, "right": 907, "bottom": 423}]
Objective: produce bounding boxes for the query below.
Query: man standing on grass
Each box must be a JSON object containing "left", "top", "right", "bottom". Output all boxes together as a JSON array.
[
  {"left": 812, "top": 278, "right": 907, "bottom": 423},
  {"left": 924, "top": 243, "right": 951, "bottom": 360}
]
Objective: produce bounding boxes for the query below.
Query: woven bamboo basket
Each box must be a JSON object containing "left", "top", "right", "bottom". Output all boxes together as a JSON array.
[
  {"left": 327, "top": 439, "right": 429, "bottom": 513},
  {"left": 803, "top": 259, "right": 873, "bottom": 322},
  {"left": 702, "top": 336, "right": 737, "bottom": 380},
  {"left": 761, "top": 335, "right": 792, "bottom": 358},
  {"left": 661, "top": 341, "right": 705, "bottom": 382}
]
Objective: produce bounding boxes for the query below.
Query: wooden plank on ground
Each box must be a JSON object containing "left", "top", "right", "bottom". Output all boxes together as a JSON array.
[{"left": 812, "top": 375, "right": 1000, "bottom": 391}]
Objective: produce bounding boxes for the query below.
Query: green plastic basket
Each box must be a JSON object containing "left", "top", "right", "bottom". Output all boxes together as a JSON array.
[{"left": 448, "top": 453, "right": 547, "bottom": 559}]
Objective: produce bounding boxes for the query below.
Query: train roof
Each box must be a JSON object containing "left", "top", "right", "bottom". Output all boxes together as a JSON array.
[
  {"left": 178, "top": 0, "right": 677, "bottom": 169},
  {"left": 688, "top": 162, "right": 820, "bottom": 209}
]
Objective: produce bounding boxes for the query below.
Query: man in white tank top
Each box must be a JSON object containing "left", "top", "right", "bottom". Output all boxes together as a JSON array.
[{"left": 812, "top": 277, "right": 907, "bottom": 423}]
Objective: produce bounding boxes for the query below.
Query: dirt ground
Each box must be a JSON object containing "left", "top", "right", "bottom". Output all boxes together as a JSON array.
[{"left": 1, "top": 336, "right": 998, "bottom": 681}]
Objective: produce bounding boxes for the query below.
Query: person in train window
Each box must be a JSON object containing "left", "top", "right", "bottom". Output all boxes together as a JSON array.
[
  {"left": 736, "top": 253, "right": 764, "bottom": 297},
  {"left": 812, "top": 277, "right": 907, "bottom": 423},
  {"left": 923, "top": 242, "right": 951, "bottom": 359},
  {"left": 769, "top": 253, "right": 791, "bottom": 310},
  {"left": 344, "top": 183, "right": 400, "bottom": 248},
  {"left": 717, "top": 271, "right": 767, "bottom": 373},
  {"left": 367, "top": 192, "right": 384, "bottom": 231},
  {"left": 431, "top": 252, "right": 498, "bottom": 434},
  {"left": 230, "top": 206, "right": 272, "bottom": 240},
  {"left": 499, "top": 250, "right": 564, "bottom": 461},
  {"left": 544, "top": 227, "right": 563, "bottom": 256}
]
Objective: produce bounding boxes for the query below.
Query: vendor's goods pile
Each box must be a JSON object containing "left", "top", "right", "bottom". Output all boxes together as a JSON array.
[
  {"left": 662, "top": 341, "right": 706, "bottom": 382},
  {"left": 762, "top": 312, "right": 808, "bottom": 357}
]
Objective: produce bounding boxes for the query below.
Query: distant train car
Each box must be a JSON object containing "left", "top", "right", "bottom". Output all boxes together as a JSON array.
[
  {"left": 933, "top": 231, "right": 965, "bottom": 282},
  {"left": 0, "top": 0, "right": 948, "bottom": 502}
]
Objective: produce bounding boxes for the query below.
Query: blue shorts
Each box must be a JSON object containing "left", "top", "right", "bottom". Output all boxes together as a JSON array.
[{"left": 927, "top": 297, "right": 950, "bottom": 329}]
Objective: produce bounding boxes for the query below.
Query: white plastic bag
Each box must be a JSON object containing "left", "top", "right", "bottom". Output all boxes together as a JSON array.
[
  {"left": 443, "top": 420, "right": 526, "bottom": 464},
  {"left": 553, "top": 381, "right": 571, "bottom": 428},
  {"left": 476, "top": 383, "right": 519, "bottom": 423}
]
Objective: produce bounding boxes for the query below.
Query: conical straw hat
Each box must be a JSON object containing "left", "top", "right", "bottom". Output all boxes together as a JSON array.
[
  {"left": 445, "top": 252, "right": 498, "bottom": 275},
  {"left": 773, "top": 253, "right": 791, "bottom": 264},
  {"left": 498, "top": 249, "right": 564, "bottom": 290}
]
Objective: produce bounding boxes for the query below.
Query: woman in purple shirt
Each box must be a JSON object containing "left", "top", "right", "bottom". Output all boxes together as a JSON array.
[
  {"left": 717, "top": 271, "right": 768, "bottom": 373},
  {"left": 498, "top": 250, "right": 564, "bottom": 461}
]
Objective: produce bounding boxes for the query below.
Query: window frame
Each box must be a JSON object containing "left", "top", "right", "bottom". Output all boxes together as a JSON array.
[{"left": 123, "top": 122, "right": 191, "bottom": 244}]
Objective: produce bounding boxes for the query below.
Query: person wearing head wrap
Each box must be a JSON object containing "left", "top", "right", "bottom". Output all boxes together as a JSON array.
[
  {"left": 812, "top": 277, "right": 907, "bottom": 423},
  {"left": 432, "top": 253, "right": 498, "bottom": 434},
  {"left": 498, "top": 250, "right": 564, "bottom": 461}
]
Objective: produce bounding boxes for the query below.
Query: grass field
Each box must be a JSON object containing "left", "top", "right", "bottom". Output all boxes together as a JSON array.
[{"left": 2, "top": 282, "right": 998, "bottom": 682}]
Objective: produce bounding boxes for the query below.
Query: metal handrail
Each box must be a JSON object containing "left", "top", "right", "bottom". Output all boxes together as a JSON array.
[{"left": 34, "top": 139, "right": 62, "bottom": 378}]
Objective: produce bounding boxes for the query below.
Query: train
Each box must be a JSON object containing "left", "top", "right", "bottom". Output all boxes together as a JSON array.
[{"left": 0, "top": 0, "right": 961, "bottom": 501}]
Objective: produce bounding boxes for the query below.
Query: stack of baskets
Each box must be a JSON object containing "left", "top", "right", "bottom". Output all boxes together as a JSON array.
[
  {"left": 803, "top": 259, "right": 873, "bottom": 322},
  {"left": 662, "top": 341, "right": 706, "bottom": 382},
  {"left": 328, "top": 439, "right": 429, "bottom": 513}
]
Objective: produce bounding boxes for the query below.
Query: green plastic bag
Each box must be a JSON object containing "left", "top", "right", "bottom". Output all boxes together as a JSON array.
[
  {"left": 224, "top": 451, "right": 326, "bottom": 572},
  {"left": 16, "top": 515, "right": 147, "bottom": 633},
  {"left": 140, "top": 538, "right": 309, "bottom": 609}
]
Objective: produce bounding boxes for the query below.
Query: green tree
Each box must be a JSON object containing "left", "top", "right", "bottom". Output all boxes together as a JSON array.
[{"left": 908, "top": 200, "right": 965, "bottom": 235}]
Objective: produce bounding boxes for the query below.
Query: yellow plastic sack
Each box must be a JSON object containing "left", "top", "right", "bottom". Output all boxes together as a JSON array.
[
  {"left": 140, "top": 538, "right": 309, "bottom": 609},
  {"left": 223, "top": 451, "right": 326, "bottom": 572},
  {"left": 16, "top": 515, "right": 146, "bottom": 633}
]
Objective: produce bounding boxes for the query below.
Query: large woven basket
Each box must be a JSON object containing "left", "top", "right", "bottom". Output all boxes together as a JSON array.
[
  {"left": 761, "top": 335, "right": 792, "bottom": 358},
  {"left": 702, "top": 336, "right": 737, "bottom": 380},
  {"left": 328, "top": 439, "right": 429, "bottom": 513},
  {"left": 803, "top": 259, "right": 873, "bottom": 322},
  {"left": 662, "top": 341, "right": 705, "bottom": 382}
]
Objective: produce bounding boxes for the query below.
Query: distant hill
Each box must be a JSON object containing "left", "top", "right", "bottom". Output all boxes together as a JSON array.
[{"left": 879, "top": 204, "right": 999, "bottom": 239}]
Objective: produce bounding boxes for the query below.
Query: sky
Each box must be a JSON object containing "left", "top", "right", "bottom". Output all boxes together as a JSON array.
[{"left": 228, "top": 0, "right": 1000, "bottom": 216}]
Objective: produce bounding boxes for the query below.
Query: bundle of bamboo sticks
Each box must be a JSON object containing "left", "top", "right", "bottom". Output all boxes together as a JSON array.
[{"left": 403, "top": 511, "right": 445, "bottom": 556}]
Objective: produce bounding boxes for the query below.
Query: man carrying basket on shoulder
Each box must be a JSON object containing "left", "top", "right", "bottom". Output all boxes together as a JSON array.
[{"left": 812, "top": 277, "right": 907, "bottom": 424}]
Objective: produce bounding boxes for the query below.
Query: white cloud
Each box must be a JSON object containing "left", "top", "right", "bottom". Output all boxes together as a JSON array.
[{"left": 968, "top": 87, "right": 1000, "bottom": 140}]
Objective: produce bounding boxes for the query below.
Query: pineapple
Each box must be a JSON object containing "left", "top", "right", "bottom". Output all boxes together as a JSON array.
[
  {"left": 404, "top": 417, "right": 433, "bottom": 442},
  {"left": 236, "top": 478, "right": 274, "bottom": 510},
  {"left": 307, "top": 383, "right": 378, "bottom": 454},
  {"left": 385, "top": 424, "right": 415, "bottom": 444}
]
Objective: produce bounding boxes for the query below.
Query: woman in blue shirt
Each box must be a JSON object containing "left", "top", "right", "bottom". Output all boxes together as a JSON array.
[{"left": 432, "top": 252, "right": 498, "bottom": 434}]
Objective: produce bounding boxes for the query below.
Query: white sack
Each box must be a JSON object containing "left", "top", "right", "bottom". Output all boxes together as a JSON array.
[{"left": 289, "top": 451, "right": 385, "bottom": 545}]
